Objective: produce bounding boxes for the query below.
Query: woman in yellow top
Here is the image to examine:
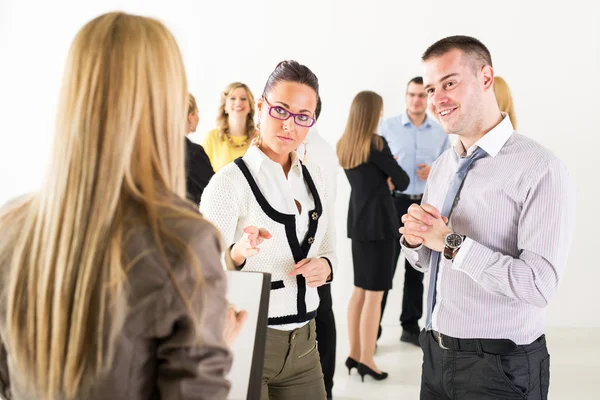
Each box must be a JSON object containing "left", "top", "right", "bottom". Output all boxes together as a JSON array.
[{"left": 201, "top": 82, "right": 256, "bottom": 171}]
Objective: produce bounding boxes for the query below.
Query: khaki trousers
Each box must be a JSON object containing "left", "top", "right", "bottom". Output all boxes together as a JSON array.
[{"left": 261, "top": 319, "right": 326, "bottom": 400}]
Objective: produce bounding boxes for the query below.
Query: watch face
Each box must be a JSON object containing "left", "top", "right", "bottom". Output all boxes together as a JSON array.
[{"left": 445, "top": 233, "right": 463, "bottom": 248}]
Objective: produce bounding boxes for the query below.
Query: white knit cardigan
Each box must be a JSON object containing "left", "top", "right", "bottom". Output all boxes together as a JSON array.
[{"left": 200, "top": 157, "right": 337, "bottom": 326}]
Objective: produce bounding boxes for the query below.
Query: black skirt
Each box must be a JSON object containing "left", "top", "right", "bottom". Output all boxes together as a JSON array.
[{"left": 351, "top": 239, "right": 396, "bottom": 291}]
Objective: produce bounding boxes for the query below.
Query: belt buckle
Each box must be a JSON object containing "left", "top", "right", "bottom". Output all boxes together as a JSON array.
[{"left": 436, "top": 332, "right": 449, "bottom": 350}]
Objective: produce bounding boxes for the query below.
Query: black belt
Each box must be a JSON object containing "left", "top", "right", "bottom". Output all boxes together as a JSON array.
[
  {"left": 392, "top": 191, "right": 422, "bottom": 201},
  {"left": 432, "top": 330, "right": 520, "bottom": 355}
]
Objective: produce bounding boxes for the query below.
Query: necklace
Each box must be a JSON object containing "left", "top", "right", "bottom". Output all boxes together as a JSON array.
[{"left": 224, "top": 130, "right": 248, "bottom": 148}]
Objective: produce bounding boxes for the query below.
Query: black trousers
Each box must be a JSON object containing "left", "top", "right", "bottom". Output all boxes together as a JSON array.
[
  {"left": 315, "top": 284, "right": 336, "bottom": 398},
  {"left": 420, "top": 330, "right": 550, "bottom": 400},
  {"left": 379, "top": 196, "right": 423, "bottom": 336}
]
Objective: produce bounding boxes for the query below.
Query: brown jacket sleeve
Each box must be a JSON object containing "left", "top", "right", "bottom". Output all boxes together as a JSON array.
[{"left": 154, "top": 220, "right": 232, "bottom": 399}]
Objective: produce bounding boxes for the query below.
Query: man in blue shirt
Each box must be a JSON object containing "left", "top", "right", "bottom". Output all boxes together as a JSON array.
[{"left": 378, "top": 77, "right": 450, "bottom": 346}]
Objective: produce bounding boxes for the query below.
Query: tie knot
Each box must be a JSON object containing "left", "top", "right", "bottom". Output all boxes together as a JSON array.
[
  {"left": 471, "top": 146, "right": 487, "bottom": 158},
  {"left": 457, "top": 146, "right": 486, "bottom": 172}
]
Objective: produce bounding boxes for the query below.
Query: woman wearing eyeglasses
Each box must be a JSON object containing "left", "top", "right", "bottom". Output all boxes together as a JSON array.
[
  {"left": 201, "top": 82, "right": 256, "bottom": 172},
  {"left": 201, "top": 60, "right": 335, "bottom": 399}
]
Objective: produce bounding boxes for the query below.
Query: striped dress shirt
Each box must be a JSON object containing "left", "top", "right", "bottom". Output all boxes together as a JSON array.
[{"left": 401, "top": 114, "right": 577, "bottom": 344}]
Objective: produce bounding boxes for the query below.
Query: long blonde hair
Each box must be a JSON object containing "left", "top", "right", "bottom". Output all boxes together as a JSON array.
[
  {"left": 494, "top": 76, "right": 517, "bottom": 129},
  {"left": 336, "top": 91, "right": 384, "bottom": 169},
  {"left": 0, "top": 12, "right": 204, "bottom": 399},
  {"left": 216, "top": 82, "right": 256, "bottom": 141}
]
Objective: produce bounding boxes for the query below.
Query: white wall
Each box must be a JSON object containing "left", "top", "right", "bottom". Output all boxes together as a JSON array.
[{"left": 1, "top": 0, "right": 598, "bottom": 327}]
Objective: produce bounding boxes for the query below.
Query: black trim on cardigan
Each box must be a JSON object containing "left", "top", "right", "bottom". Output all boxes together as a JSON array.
[
  {"left": 321, "top": 256, "right": 333, "bottom": 283},
  {"left": 228, "top": 244, "right": 246, "bottom": 271},
  {"left": 233, "top": 157, "right": 322, "bottom": 326},
  {"left": 271, "top": 280, "right": 285, "bottom": 290},
  {"left": 268, "top": 310, "right": 318, "bottom": 326}
]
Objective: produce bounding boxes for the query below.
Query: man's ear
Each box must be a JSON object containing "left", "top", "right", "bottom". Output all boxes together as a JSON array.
[{"left": 481, "top": 65, "right": 494, "bottom": 91}]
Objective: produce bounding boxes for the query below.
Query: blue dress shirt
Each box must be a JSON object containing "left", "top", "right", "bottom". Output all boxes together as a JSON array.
[{"left": 379, "top": 112, "right": 450, "bottom": 195}]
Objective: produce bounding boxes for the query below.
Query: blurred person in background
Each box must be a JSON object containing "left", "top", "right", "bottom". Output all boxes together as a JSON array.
[
  {"left": 494, "top": 76, "right": 517, "bottom": 130},
  {"left": 201, "top": 82, "right": 256, "bottom": 171},
  {"left": 337, "top": 90, "right": 409, "bottom": 382},
  {"left": 378, "top": 76, "right": 449, "bottom": 346},
  {"left": 297, "top": 96, "right": 338, "bottom": 399},
  {"left": 185, "top": 93, "right": 214, "bottom": 205}
]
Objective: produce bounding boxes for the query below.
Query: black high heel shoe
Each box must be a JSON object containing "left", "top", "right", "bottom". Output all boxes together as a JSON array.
[
  {"left": 357, "top": 363, "right": 388, "bottom": 382},
  {"left": 345, "top": 357, "right": 359, "bottom": 375}
]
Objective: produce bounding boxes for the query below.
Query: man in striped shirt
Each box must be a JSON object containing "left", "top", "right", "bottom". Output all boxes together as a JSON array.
[{"left": 400, "top": 36, "right": 576, "bottom": 399}]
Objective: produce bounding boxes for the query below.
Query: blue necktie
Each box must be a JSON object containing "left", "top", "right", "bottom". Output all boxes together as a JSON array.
[{"left": 425, "top": 146, "right": 487, "bottom": 329}]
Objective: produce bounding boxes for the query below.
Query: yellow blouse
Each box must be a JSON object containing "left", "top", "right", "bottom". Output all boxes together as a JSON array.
[{"left": 200, "top": 129, "right": 250, "bottom": 172}]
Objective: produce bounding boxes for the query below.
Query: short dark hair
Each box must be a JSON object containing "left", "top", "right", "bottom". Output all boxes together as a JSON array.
[
  {"left": 422, "top": 35, "right": 493, "bottom": 71},
  {"left": 409, "top": 76, "right": 423, "bottom": 85},
  {"left": 315, "top": 96, "right": 322, "bottom": 120},
  {"left": 263, "top": 60, "right": 319, "bottom": 104},
  {"left": 407, "top": 76, "right": 423, "bottom": 90}
]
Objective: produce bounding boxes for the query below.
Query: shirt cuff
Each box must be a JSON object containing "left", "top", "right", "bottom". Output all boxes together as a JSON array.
[
  {"left": 400, "top": 235, "right": 423, "bottom": 251},
  {"left": 321, "top": 257, "right": 333, "bottom": 283},
  {"left": 400, "top": 235, "right": 422, "bottom": 262},
  {"left": 451, "top": 238, "right": 494, "bottom": 281}
]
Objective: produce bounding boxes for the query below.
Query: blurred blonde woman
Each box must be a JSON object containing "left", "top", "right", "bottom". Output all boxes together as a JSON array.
[
  {"left": 494, "top": 76, "right": 517, "bottom": 129},
  {"left": 336, "top": 91, "right": 409, "bottom": 383},
  {"left": 0, "top": 12, "right": 241, "bottom": 400},
  {"left": 201, "top": 82, "right": 256, "bottom": 171}
]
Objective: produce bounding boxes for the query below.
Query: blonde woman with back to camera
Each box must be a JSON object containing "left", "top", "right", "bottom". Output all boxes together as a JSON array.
[
  {"left": 0, "top": 12, "right": 245, "bottom": 400},
  {"left": 201, "top": 82, "right": 257, "bottom": 171}
]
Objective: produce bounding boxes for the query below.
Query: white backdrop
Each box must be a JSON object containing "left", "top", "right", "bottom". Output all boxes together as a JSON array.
[{"left": 0, "top": 0, "right": 598, "bottom": 327}]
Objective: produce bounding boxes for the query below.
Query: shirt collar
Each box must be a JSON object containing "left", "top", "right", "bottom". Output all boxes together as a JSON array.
[
  {"left": 243, "top": 145, "right": 303, "bottom": 177},
  {"left": 400, "top": 111, "right": 432, "bottom": 128},
  {"left": 453, "top": 112, "right": 514, "bottom": 158}
]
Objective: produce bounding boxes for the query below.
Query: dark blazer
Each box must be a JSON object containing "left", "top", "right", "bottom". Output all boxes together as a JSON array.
[
  {"left": 185, "top": 137, "right": 215, "bottom": 205},
  {"left": 344, "top": 136, "right": 409, "bottom": 241}
]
